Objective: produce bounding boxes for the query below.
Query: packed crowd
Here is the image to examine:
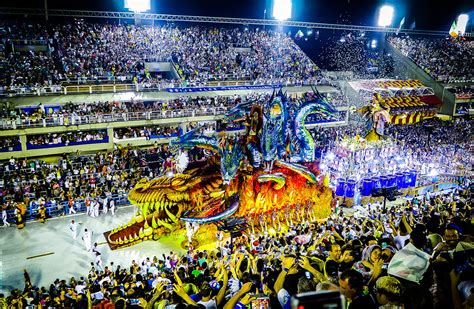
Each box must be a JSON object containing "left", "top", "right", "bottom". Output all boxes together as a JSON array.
[
  {"left": 3, "top": 21, "right": 321, "bottom": 88},
  {"left": 27, "top": 130, "right": 108, "bottom": 146},
  {"left": 312, "top": 117, "right": 472, "bottom": 185},
  {"left": 2, "top": 186, "right": 472, "bottom": 308},
  {"left": 0, "top": 144, "right": 175, "bottom": 214},
  {"left": 1, "top": 90, "right": 348, "bottom": 130},
  {"left": 389, "top": 36, "right": 474, "bottom": 83},
  {"left": 455, "top": 104, "right": 473, "bottom": 115},
  {"left": 389, "top": 117, "right": 472, "bottom": 175},
  {"left": 114, "top": 126, "right": 180, "bottom": 140},
  {"left": 0, "top": 136, "right": 21, "bottom": 151},
  {"left": 448, "top": 85, "right": 474, "bottom": 99},
  {"left": 321, "top": 33, "right": 395, "bottom": 78}
]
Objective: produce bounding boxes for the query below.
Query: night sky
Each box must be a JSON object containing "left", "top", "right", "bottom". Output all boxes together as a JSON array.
[{"left": 2, "top": 0, "right": 473, "bottom": 32}]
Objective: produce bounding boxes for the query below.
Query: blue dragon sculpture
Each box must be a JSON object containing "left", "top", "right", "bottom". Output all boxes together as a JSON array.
[{"left": 105, "top": 88, "right": 339, "bottom": 249}]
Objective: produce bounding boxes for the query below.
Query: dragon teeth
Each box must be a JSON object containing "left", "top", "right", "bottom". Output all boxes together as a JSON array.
[{"left": 152, "top": 216, "right": 159, "bottom": 229}]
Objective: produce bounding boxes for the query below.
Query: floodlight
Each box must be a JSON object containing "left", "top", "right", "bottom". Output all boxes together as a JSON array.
[
  {"left": 273, "top": 0, "right": 292, "bottom": 21},
  {"left": 378, "top": 5, "right": 394, "bottom": 27},
  {"left": 307, "top": 29, "right": 313, "bottom": 35},
  {"left": 457, "top": 14, "right": 469, "bottom": 35},
  {"left": 124, "top": 0, "right": 150, "bottom": 13}
]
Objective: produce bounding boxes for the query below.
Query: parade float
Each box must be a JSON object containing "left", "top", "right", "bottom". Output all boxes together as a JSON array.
[
  {"left": 319, "top": 79, "right": 443, "bottom": 206},
  {"left": 105, "top": 89, "right": 338, "bottom": 249}
]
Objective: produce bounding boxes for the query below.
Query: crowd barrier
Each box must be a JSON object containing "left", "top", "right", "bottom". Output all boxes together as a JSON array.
[
  {"left": 0, "top": 78, "right": 330, "bottom": 98},
  {"left": 3, "top": 193, "right": 130, "bottom": 224},
  {"left": 1, "top": 108, "right": 230, "bottom": 130},
  {"left": 2, "top": 107, "right": 346, "bottom": 131}
]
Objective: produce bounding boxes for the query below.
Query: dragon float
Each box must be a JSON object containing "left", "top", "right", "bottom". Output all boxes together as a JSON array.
[{"left": 105, "top": 89, "right": 339, "bottom": 249}]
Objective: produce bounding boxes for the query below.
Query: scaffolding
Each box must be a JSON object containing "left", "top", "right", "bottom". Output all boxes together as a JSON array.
[{"left": 1, "top": 7, "right": 472, "bottom": 37}]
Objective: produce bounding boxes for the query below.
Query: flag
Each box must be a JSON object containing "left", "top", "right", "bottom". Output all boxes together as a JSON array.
[
  {"left": 449, "top": 20, "right": 458, "bottom": 38},
  {"left": 396, "top": 17, "right": 405, "bottom": 35},
  {"left": 295, "top": 30, "right": 304, "bottom": 39}
]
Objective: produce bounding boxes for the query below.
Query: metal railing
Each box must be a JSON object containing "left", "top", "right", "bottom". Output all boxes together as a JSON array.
[
  {"left": 0, "top": 77, "right": 329, "bottom": 97},
  {"left": 0, "top": 107, "right": 230, "bottom": 130},
  {"left": 3, "top": 192, "right": 130, "bottom": 223}
]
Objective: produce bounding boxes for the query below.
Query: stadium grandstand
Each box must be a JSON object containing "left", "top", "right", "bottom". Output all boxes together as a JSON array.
[{"left": 0, "top": 1, "right": 472, "bottom": 309}]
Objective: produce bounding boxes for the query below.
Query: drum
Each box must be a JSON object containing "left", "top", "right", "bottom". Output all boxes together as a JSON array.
[
  {"left": 361, "top": 178, "right": 373, "bottom": 197},
  {"left": 402, "top": 171, "right": 411, "bottom": 189},
  {"left": 387, "top": 174, "right": 397, "bottom": 188},
  {"left": 396, "top": 172, "right": 405, "bottom": 190},
  {"left": 408, "top": 170, "right": 417, "bottom": 187},
  {"left": 345, "top": 179, "right": 356, "bottom": 198},
  {"left": 372, "top": 176, "right": 382, "bottom": 190},
  {"left": 336, "top": 178, "right": 345, "bottom": 197}
]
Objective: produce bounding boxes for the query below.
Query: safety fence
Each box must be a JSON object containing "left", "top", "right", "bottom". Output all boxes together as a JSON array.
[
  {"left": 3, "top": 193, "right": 130, "bottom": 224},
  {"left": 1, "top": 107, "right": 229, "bottom": 130}
]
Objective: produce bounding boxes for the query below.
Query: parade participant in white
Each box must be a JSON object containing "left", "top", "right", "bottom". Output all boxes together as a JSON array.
[
  {"left": 82, "top": 228, "right": 93, "bottom": 251},
  {"left": 69, "top": 219, "right": 78, "bottom": 240},
  {"left": 109, "top": 199, "right": 116, "bottom": 216}
]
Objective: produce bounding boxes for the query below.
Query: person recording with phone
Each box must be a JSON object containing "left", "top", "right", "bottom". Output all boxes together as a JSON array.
[
  {"left": 274, "top": 255, "right": 325, "bottom": 309},
  {"left": 352, "top": 245, "right": 385, "bottom": 286}
]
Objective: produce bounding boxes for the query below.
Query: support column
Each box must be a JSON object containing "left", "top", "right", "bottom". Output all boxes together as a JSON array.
[
  {"left": 107, "top": 127, "right": 115, "bottom": 151},
  {"left": 44, "top": 0, "right": 49, "bottom": 21},
  {"left": 20, "top": 134, "right": 28, "bottom": 157}
]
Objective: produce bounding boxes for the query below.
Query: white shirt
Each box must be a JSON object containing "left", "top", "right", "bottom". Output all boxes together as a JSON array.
[
  {"left": 197, "top": 299, "right": 217, "bottom": 309},
  {"left": 83, "top": 231, "right": 92, "bottom": 242},
  {"left": 70, "top": 222, "right": 78, "bottom": 232},
  {"left": 394, "top": 234, "right": 410, "bottom": 250},
  {"left": 75, "top": 284, "right": 86, "bottom": 294}
]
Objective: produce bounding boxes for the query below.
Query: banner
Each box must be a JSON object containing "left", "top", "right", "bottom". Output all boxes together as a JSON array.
[
  {"left": 449, "top": 20, "right": 458, "bottom": 38},
  {"left": 348, "top": 79, "right": 424, "bottom": 93},
  {"left": 396, "top": 17, "right": 405, "bottom": 35},
  {"left": 167, "top": 84, "right": 283, "bottom": 93}
]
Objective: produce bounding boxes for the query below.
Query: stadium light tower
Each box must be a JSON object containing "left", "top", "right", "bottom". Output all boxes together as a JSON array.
[
  {"left": 273, "top": 0, "right": 292, "bottom": 21},
  {"left": 377, "top": 5, "right": 394, "bottom": 27},
  {"left": 457, "top": 14, "right": 469, "bottom": 35},
  {"left": 124, "top": 0, "right": 151, "bottom": 13},
  {"left": 124, "top": 0, "right": 150, "bottom": 25}
]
